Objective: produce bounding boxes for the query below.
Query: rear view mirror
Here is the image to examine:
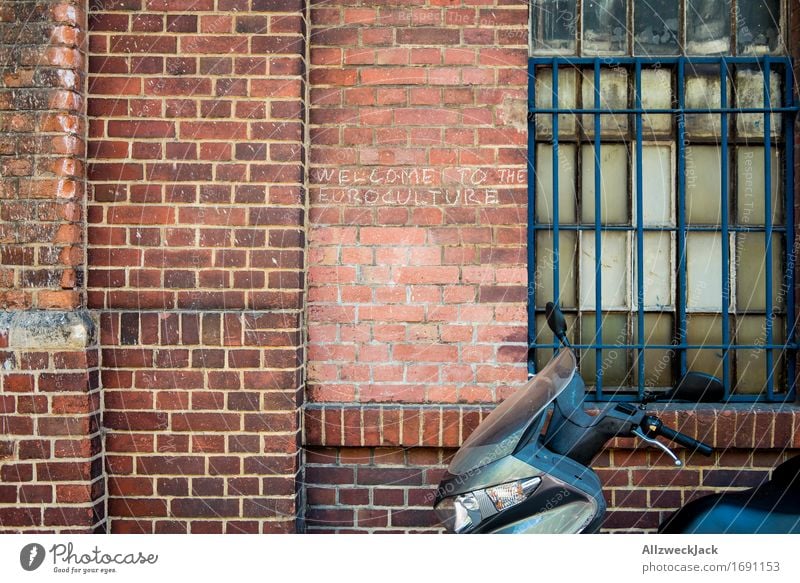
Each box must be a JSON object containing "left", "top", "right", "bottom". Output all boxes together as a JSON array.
[
  {"left": 545, "top": 302, "right": 569, "bottom": 346},
  {"left": 663, "top": 372, "right": 725, "bottom": 403}
]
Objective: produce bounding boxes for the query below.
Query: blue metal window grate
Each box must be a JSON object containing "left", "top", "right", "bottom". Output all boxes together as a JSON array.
[{"left": 527, "top": 56, "right": 799, "bottom": 402}]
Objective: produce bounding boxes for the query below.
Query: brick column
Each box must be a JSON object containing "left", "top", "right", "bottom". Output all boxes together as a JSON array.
[
  {"left": 86, "top": 0, "right": 307, "bottom": 534},
  {"left": 0, "top": 1, "right": 104, "bottom": 533}
]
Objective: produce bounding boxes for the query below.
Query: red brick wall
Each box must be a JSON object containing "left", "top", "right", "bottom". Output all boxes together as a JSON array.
[{"left": 86, "top": 0, "right": 307, "bottom": 534}]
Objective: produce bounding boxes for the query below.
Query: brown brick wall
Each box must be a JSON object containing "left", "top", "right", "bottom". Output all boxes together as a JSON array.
[{"left": 86, "top": 0, "right": 307, "bottom": 534}]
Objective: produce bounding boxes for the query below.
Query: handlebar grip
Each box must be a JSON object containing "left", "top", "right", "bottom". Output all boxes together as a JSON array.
[{"left": 657, "top": 424, "right": 713, "bottom": 457}]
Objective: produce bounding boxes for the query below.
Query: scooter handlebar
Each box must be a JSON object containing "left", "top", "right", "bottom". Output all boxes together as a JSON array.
[{"left": 644, "top": 416, "right": 713, "bottom": 457}]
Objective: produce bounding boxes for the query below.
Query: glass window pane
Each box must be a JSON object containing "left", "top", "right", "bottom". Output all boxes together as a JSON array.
[
  {"left": 581, "top": 68, "right": 628, "bottom": 138},
  {"left": 734, "top": 316, "right": 785, "bottom": 394},
  {"left": 633, "top": 313, "right": 674, "bottom": 388},
  {"left": 635, "top": 145, "right": 674, "bottom": 226},
  {"left": 735, "top": 68, "right": 781, "bottom": 138},
  {"left": 535, "top": 68, "right": 577, "bottom": 139},
  {"left": 635, "top": 231, "right": 673, "bottom": 309},
  {"left": 736, "top": 147, "right": 781, "bottom": 225},
  {"left": 583, "top": 0, "right": 628, "bottom": 55},
  {"left": 684, "top": 70, "right": 727, "bottom": 138},
  {"left": 686, "top": 314, "right": 725, "bottom": 378},
  {"left": 580, "top": 313, "right": 630, "bottom": 386},
  {"left": 737, "top": 0, "right": 782, "bottom": 55},
  {"left": 687, "top": 233, "right": 723, "bottom": 310},
  {"left": 535, "top": 312, "right": 577, "bottom": 372},
  {"left": 734, "top": 233, "right": 783, "bottom": 312},
  {"left": 530, "top": 0, "right": 577, "bottom": 55},
  {"left": 641, "top": 69, "right": 672, "bottom": 135},
  {"left": 536, "top": 144, "right": 577, "bottom": 224},
  {"left": 686, "top": 145, "right": 726, "bottom": 225},
  {"left": 579, "top": 231, "right": 628, "bottom": 309},
  {"left": 686, "top": 0, "right": 731, "bottom": 54},
  {"left": 634, "top": 0, "right": 679, "bottom": 55},
  {"left": 535, "top": 231, "right": 578, "bottom": 309},
  {"left": 581, "top": 144, "right": 629, "bottom": 224}
]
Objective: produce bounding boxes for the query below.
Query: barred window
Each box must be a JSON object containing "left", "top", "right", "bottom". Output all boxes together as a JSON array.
[{"left": 527, "top": 1, "right": 797, "bottom": 401}]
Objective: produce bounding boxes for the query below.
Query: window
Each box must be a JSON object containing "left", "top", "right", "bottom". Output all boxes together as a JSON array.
[{"left": 527, "top": 1, "right": 798, "bottom": 401}]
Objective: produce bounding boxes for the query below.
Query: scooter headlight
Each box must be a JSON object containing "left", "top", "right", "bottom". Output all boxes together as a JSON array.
[{"left": 434, "top": 477, "right": 541, "bottom": 533}]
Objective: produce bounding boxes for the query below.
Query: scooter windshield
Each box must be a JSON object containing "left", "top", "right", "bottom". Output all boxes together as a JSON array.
[{"left": 448, "top": 349, "right": 576, "bottom": 475}]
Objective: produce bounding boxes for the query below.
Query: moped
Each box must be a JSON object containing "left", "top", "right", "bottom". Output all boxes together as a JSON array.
[{"left": 433, "top": 303, "right": 800, "bottom": 533}]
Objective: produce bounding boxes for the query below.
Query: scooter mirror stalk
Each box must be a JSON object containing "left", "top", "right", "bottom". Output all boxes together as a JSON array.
[{"left": 545, "top": 301, "right": 570, "bottom": 347}]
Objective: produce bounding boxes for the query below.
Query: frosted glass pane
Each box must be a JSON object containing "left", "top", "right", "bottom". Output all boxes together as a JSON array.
[
  {"left": 580, "top": 231, "right": 628, "bottom": 310},
  {"left": 686, "top": 315, "right": 724, "bottom": 378},
  {"left": 685, "top": 73, "right": 725, "bottom": 138},
  {"left": 687, "top": 233, "right": 723, "bottom": 311},
  {"left": 581, "top": 68, "right": 628, "bottom": 137},
  {"left": 686, "top": 0, "right": 731, "bottom": 54},
  {"left": 737, "top": 0, "right": 782, "bottom": 55},
  {"left": 641, "top": 69, "right": 672, "bottom": 135},
  {"left": 581, "top": 144, "right": 629, "bottom": 224},
  {"left": 736, "top": 69, "right": 781, "bottom": 138},
  {"left": 580, "top": 313, "right": 629, "bottom": 386},
  {"left": 635, "top": 232, "right": 673, "bottom": 309},
  {"left": 736, "top": 147, "right": 781, "bottom": 225},
  {"left": 535, "top": 143, "right": 577, "bottom": 224},
  {"left": 633, "top": 313, "right": 674, "bottom": 388},
  {"left": 535, "top": 68, "right": 577, "bottom": 138},
  {"left": 535, "top": 313, "right": 577, "bottom": 372},
  {"left": 535, "top": 231, "right": 578, "bottom": 309},
  {"left": 634, "top": 0, "right": 678, "bottom": 55},
  {"left": 735, "top": 316, "right": 785, "bottom": 394},
  {"left": 530, "top": 0, "right": 577, "bottom": 55},
  {"left": 686, "top": 145, "right": 725, "bottom": 225},
  {"left": 634, "top": 145, "right": 673, "bottom": 226},
  {"left": 735, "top": 233, "right": 783, "bottom": 312},
  {"left": 583, "top": 0, "right": 628, "bottom": 55}
]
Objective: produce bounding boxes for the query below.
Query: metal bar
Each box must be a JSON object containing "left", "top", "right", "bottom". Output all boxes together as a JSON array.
[
  {"left": 527, "top": 60, "right": 537, "bottom": 376},
  {"left": 764, "top": 57, "right": 775, "bottom": 399},
  {"left": 785, "top": 61, "right": 797, "bottom": 400},
  {"left": 720, "top": 59, "right": 731, "bottom": 398},
  {"left": 552, "top": 59, "right": 560, "bottom": 355},
  {"left": 677, "top": 57, "right": 688, "bottom": 379},
  {"left": 529, "top": 106, "right": 800, "bottom": 114},
  {"left": 531, "top": 224, "right": 787, "bottom": 233},
  {"left": 594, "top": 59, "right": 603, "bottom": 397},
  {"left": 588, "top": 393, "right": 794, "bottom": 403},
  {"left": 529, "top": 56, "right": 796, "bottom": 66},
  {"left": 634, "top": 61, "right": 645, "bottom": 399},
  {"left": 529, "top": 343, "right": 799, "bottom": 350}
]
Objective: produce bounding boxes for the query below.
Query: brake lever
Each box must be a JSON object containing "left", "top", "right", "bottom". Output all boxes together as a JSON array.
[{"left": 631, "top": 427, "right": 682, "bottom": 467}]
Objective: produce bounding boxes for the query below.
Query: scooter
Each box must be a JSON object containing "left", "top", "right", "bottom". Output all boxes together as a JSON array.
[{"left": 433, "top": 302, "right": 800, "bottom": 533}]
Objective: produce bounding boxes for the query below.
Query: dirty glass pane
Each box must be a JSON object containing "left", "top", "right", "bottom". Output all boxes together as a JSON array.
[
  {"left": 579, "top": 231, "right": 628, "bottom": 309},
  {"left": 633, "top": 313, "right": 674, "bottom": 388},
  {"left": 535, "top": 143, "right": 577, "bottom": 223},
  {"left": 686, "top": 314, "right": 725, "bottom": 378},
  {"left": 686, "top": 145, "right": 726, "bottom": 225},
  {"left": 734, "top": 233, "right": 783, "bottom": 312},
  {"left": 635, "top": 145, "right": 673, "bottom": 226},
  {"left": 580, "top": 313, "right": 630, "bottom": 386},
  {"left": 535, "top": 312, "right": 577, "bottom": 372},
  {"left": 684, "top": 70, "right": 726, "bottom": 138},
  {"left": 530, "top": 0, "right": 578, "bottom": 55},
  {"left": 736, "top": 147, "right": 781, "bottom": 225},
  {"left": 581, "top": 68, "right": 628, "bottom": 137},
  {"left": 634, "top": 231, "right": 673, "bottom": 309},
  {"left": 580, "top": 144, "right": 629, "bottom": 224},
  {"left": 583, "top": 0, "right": 628, "bottom": 55},
  {"left": 735, "top": 315, "right": 785, "bottom": 394},
  {"left": 686, "top": 0, "right": 731, "bottom": 54},
  {"left": 634, "top": 0, "right": 679, "bottom": 55},
  {"left": 535, "top": 230, "right": 578, "bottom": 309},
  {"left": 737, "top": 0, "right": 782, "bottom": 55},
  {"left": 735, "top": 68, "right": 781, "bottom": 138},
  {"left": 687, "top": 233, "right": 723, "bottom": 310},
  {"left": 535, "top": 68, "right": 578, "bottom": 138},
  {"left": 641, "top": 69, "right": 673, "bottom": 135}
]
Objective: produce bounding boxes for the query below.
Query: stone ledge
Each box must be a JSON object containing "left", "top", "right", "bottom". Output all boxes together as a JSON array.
[
  {"left": 0, "top": 310, "right": 95, "bottom": 350},
  {"left": 303, "top": 403, "right": 800, "bottom": 450}
]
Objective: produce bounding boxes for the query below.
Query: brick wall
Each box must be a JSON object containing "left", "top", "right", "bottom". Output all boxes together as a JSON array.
[{"left": 86, "top": 0, "right": 307, "bottom": 534}]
